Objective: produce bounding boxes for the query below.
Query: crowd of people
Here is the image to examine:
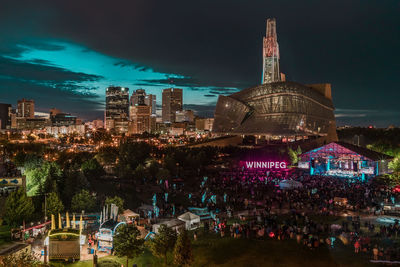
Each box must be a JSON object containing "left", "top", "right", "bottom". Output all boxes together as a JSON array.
[{"left": 146, "top": 167, "right": 400, "bottom": 262}]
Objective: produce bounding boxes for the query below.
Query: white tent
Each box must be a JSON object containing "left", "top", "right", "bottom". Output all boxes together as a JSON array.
[
  {"left": 152, "top": 219, "right": 185, "bottom": 234},
  {"left": 279, "top": 180, "right": 303, "bottom": 190},
  {"left": 123, "top": 209, "right": 140, "bottom": 223},
  {"left": 178, "top": 212, "right": 201, "bottom": 230}
]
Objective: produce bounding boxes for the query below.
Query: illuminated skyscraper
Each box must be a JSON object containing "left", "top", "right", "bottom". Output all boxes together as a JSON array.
[
  {"left": 105, "top": 86, "right": 129, "bottom": 133},
  {"left": 144, "top": 94, "right": 157, "bottom": 116},
  {"left": 0, "top": 103, "right": 11, "bottom": 129},
  {"left": 130, "top": 89, "right": 146, "bottom": 106},
  {"left": 129, "top": 105, "right": 151, "bottom": 134},
  {"left": 162, "top": 88, "right": 183, "bottom": 123},
  {"left": 262, "top": 18, "right": 280, "bottom": 84},
  {"left": 17, "top": 98, "right": 35, "bottom": 118}
]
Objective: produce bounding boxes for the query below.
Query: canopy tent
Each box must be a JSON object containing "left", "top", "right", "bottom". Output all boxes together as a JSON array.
[
  {"left": 123, "top": 209, "right": 140, "bottom": 223},
  {"left": 178, "top": 212, "right": 201, "bottom": 230},
  {"left": 152, "top": 219, "right": 185, "bottom": 234},
  {"left": 279, "top": 180, "right": 303, "bottom": 189}
]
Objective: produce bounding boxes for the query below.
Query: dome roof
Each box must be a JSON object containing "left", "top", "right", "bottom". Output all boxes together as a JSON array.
[{"left": 213, "top": 81, "right": 336, "bottom": 136}]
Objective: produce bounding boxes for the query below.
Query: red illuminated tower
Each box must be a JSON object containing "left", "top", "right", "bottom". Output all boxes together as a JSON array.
[{"left": 262, "top": 18, "right": 280, "bottom": 84}]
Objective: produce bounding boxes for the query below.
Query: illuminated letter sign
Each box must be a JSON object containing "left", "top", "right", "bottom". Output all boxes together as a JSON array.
[{"left": 242, "top": 161, "right": 287, "bottom": 169}]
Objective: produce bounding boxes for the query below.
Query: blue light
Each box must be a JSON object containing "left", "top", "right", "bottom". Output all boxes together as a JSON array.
[{"left": 4, "top": 40, "right": 239, "bottom": 117}]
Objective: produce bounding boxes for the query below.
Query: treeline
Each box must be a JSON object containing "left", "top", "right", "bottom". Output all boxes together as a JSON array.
[{"left": 2, "top": 140, "right": 242, "bottom": 226}]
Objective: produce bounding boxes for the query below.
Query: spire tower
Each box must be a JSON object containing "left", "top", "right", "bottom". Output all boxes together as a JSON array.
[{"left": 262, "top": 18, "right": 280, "bottom": 84}]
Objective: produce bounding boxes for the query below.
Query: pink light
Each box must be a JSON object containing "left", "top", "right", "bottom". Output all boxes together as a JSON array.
[
  {"left": 269, "top": 232, "right": 275, "bottom": 238},
  {"left": 241, "top": 161, "right": 287, "bottom": 169}
]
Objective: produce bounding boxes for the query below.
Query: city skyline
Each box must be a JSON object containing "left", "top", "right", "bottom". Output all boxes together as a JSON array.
[{"left": 0, "top": 1, "right": 399, "bottom": 126}]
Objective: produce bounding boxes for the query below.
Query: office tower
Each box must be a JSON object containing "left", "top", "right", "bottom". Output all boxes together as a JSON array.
[
  {"left": 262, "top": 18, "right": 280, "bottom": 84},
  {"left": 162, "top": 88, "right": 183, "bottom": 123},
  {"left": 0, "top": 103, "right": 11, "bottom": 129},
  {"left": 175, "top": 110, "right": 194, "bottom": 123},
  {"left": 105, "top": 86, "right": 129, "bottom": 133},
  {"left": 130, "top": 89, "right": 146, "bottom": 106},
  {"left": 129, "top": 105, "right": 151, "bottom": 134},
  {"left": 144, "top": 94, "right": 157, "bottom": 116},
  {"left": 17, "top": 98, "right": 35, "bottom": 118},
  {"left": 50, "top": 112, "right": 77, "bottom": 127},
  {"left": 195, "top": 118, "right": 214, "bottom": 132},
  {"left": 49, "top": 108, "right": 62, "bottom": 117}
]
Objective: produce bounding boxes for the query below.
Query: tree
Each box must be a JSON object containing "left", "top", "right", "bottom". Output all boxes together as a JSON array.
[
  {"left": 156, "top": 168, "right": 171, "bottom": 183},
  {"left": 105, "top": 196, "right": 124, "bottom": 214},
  {"left": 45, "top": 192, "right": 64, "bottom": 217},
  {"left": 147, "top": 160, "right": 161, "bottom": 180},
  {"left": 288, "top": 148, "right": 298, "bottom": 165},
  {"left": 164, "top": 155, "right": 176, "bottom": 175},
  {"left": 25, "top": 161, "right": 62, "bottom": 196},
  {"left": 296, "top": 145, "right": 302, "bottom": 156},
  {"left": 150, "top": 224, "right": 177, "bottom": 264},
  {"left": 389, "top": 155, "right": 400, "bottom": 173},
  {"left": 60, "top": 168, "right": 89, "bottom": 206},
  {"left": 81, "top": 158, "right": 104, "bottom": 179},
  {"left": 174, "top": 230, "right": 193, "bottom": 267},
  {"left": 13, "top": 151, "right": 27, "bottom": 167},
  {"left": 113, "top": 224, "right": 145, "bottom": 267},
  {"left": 3, "top": 188, "right": 35, "bottom": 227},
  {"left": 288, "top": 146, "right": 302, "bottom": 166},
  {"left": 95, "top": 146, "right": 118, "bottom": 166},
  {"left": 133, "top": 164, "right": 147, "bottom": 181},
  {"left": 71, "top": 189, "right": 96, "bottom": 213}
]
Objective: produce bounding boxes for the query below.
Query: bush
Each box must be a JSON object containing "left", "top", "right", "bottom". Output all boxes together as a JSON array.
[{"left": 98, "top": 259, "right": 120, "bottom": 267}]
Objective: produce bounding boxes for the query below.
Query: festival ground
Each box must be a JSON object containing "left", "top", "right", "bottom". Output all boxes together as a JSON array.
[{"left": 46, "top": 232, "right": 376, "bottom": 267}]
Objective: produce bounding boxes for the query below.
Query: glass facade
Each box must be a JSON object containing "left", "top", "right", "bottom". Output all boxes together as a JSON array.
[
  {"left": 106, "top": 87, "right": 129, "bottom": 133},
  {"left": 213, "top": 81, "right": 336, "bottom": 137}
]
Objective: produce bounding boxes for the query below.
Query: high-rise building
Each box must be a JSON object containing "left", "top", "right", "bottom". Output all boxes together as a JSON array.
[
  {"left": 195, "top": 118, "right": 214, "bottom": 132},
  {"left": 0, "top": 103, "right": 11, "bottom": 129},
  {"left": 262, "top": 18, "right": 281, "bottom": 84},
  {"left": 129, "top": 105, "right": 151, "bottom": 134},
  {"left": 105, "top": 86, "right": 129, "bottom": 133},
  {"left": 130, "top": 89, "right": 146, "bottom": 106},
  {"left": 49, "top": 108, "right": 62, "bottom": 117},
  {"left": 131, "top": 89, "right": 157, "bottom": 116},
  {"left": 175, "top": 110, "right": 194, "bottom": 123},
  {"left": 50, "top": 112, "right": 77, "bottom": 127},
  {"left": 162, "top": 88, "right": 183, "bottom": 123},
  {"left": 144, "top": 94, "right": 157, "bottom": 116},
  {"left": 17, "top": 99, "right": 35, "bottom": 118}
]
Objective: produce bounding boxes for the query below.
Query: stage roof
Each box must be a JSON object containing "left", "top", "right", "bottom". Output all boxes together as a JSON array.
[{"left": 302, "top": 142, "right": 393, "bottom": 161}]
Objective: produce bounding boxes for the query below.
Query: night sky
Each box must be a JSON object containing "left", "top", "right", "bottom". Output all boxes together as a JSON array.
[{"left": 0, "top": 0, "right": 399, "bottom": 126}]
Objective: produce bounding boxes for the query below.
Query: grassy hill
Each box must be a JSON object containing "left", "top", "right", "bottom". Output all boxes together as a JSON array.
[{"left": 52, "top": 233, "right": 373, "bottom": 267}]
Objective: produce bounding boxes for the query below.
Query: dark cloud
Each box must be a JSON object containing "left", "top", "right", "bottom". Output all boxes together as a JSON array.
[
  {"left": 26, "top": 59, "right": 55, "bottom": 66},
  {"left": 113, "top": 61, "right": 129, "bottom": 67},
  {"left": 22, "top": 42, "right": 64, "bottom": 51},
  {"left": 209, "top": 89, "right": 237, "bottom": 95},
  {"left": 0, "top": 56, "right": 104, "bottom": 119},
  {"left": 0, "top": 57, "right": 102, "bottom": 84},
  {"left": 134, "top": 66, "right": 150, "bottom": 72}
]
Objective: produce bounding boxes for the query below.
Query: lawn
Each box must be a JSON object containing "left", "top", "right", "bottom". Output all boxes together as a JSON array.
[
  {"left": 51, "top": 233, "right": 374, "bottom": 267},
  {"left": 0, "top": 225, "right": 11, "bottom": 248}
]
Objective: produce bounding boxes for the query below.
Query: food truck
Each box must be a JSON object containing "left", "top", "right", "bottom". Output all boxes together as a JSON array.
[{"left": 46, "top": 213, "right": 84, "bottom": 262}]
